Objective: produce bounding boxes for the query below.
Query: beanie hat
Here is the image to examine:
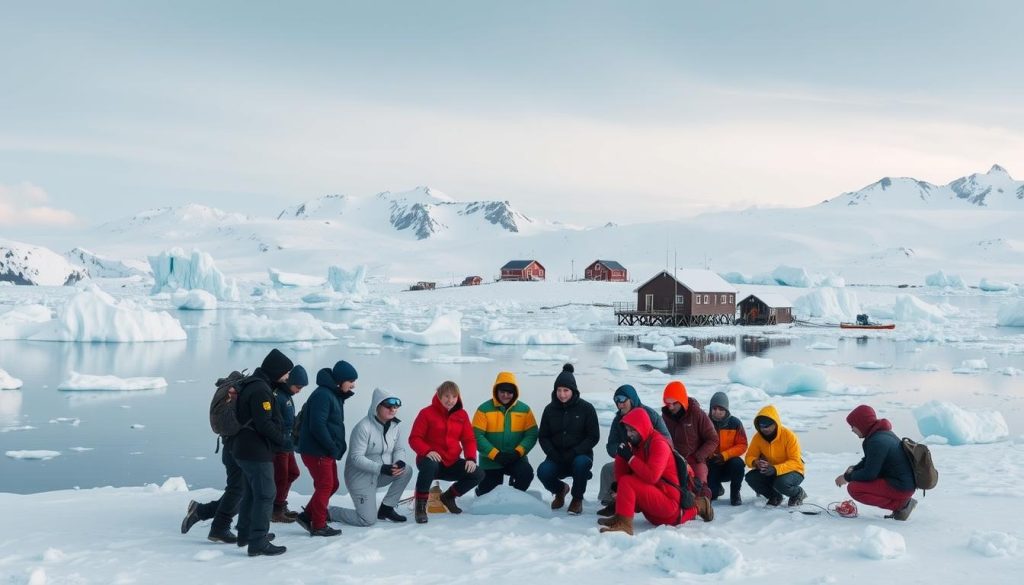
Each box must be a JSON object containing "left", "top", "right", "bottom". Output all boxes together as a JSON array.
[
  {"left": 553, "top": 363, "right": 578, "bottom": 394},
  {"left": 289, "top": 365, "right": 308, "bottom": 388},
  {"left": 332, "top": 360, "right": 358, "bottom": 383},
  {"left": 709, "top": 391, "right": 729, "bottom": 414},
  {"left": 663, "top": 380, "right": 688, "bottom": 410},
  {"left": 261, "top": 348, "right": 294, "bottom": 382},
  {"left": 495, "top": 382, "right": 517, "bottom": 395},
  {"left": 846, "top": 404, "right": 878, "bottom": 435}
]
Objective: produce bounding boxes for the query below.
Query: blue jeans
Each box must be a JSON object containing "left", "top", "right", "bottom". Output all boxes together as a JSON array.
[{"left": 537, "top": 455, "right": 593, "bottom": 499}]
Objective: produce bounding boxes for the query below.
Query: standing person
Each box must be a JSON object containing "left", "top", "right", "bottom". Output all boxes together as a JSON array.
[
  {"left": 272, "top": 365, "right": 307, "bottom": 523},
  {"left": 596, "top": 384, "right": 671, "bottom": 517},
  {"left": 744, "top": 405, "right": 807, "bottom": 507},
  {"left": 835, "top": 405, "right": 918, "bottom": 520},
  {"left": 329, "top": 388, "right": 412, "bottom": 526},
  {"left": 233, "top": 348, "right": 292, "bottom": 557},
  {"left": 537, "top": 364, "right": 600, "bottom": 514},
  {"left": 661, "top": 380, "right": 718, "bottom": 499},
  {"left": 706, "top": 391, "right": 748, "bottom": 506},
  {"left": 598, "top": 408, "right": 712, "bottom": 535},
  {"left": 409, "top": 381, "right": 484, "bottom": 524},
  {"left": 295, "top": 360, "right": 357, "bottom": 537},
  {"left": 472, "top": 371, "right": 539, "bottom": 496}
]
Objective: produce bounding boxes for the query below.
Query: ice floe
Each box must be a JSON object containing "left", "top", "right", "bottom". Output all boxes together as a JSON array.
[
  {"left": 228, "top": 313, "right": 336, "bottom": 342},
  {"left": 57, "top": 372, "right": 168, "bottom": 391},
  {"left": 913, "top": 400, "right": 1009, "bottom": 445},
  {"left": 27, "top": 284, "right": 187, "bottom": 342},
  {"left": 5, "top": 450, "right": 60, "bottom": 460},
  {"left": 386, "top": 311, "right": 462, "bottom": 345},
  {"left": 0, "top": 368, "right": 23, "bottom": 389}
]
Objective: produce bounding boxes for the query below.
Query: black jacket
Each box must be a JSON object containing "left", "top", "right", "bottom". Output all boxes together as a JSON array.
[
  {"left": 296, "top": 367, "right": 351, "bottom": 460},
  {"left": 538, "top": 389, "right": 600, "bottom": 464},
  {"left": 232, "top": 368, "right": 286, "bottom": 462},
  {"left": 846, "top": 428, "right": 915, "bottom": 491}
]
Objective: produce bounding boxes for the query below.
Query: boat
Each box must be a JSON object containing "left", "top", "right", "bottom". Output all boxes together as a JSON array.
[{"left": 840, "top": 322, "right": 895, "bottom": 330}]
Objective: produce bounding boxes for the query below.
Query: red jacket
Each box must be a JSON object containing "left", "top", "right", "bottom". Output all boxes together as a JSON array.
[
  {"left": 614, "top": 408, "right": 681, "bottom": 503},
  {"left": 409, "top": 394, "right": 478, "bottom": 466}
]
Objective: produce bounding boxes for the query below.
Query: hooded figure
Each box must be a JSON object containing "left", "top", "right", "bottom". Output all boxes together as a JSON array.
[
  {"left": 660, "top": 381, "right": 718, "bottom": 498},
  {"left": 837, "top": 405, "right": 917, "bottom": 518},
  {"left": 743, "top": 405, "right": 807, "bottom": 506},
  {"left": 472, "top": 371, "right": 539, "bottom": 495},
  {"left": 537, "top": 364, "right": 600, "bottom": 513}
]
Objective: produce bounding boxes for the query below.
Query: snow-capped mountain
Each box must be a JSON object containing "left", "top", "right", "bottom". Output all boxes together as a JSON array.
[
  {"left": 64, "top": 247, "right": 149, "bottom": 278},
  {"left": 822, "top": 165, "right": 1024, "bottom": 209},
  {"left": 1, "top": 240, "right": 88, "bottom": 286},
  {"left": 277, "top": 186, "right": 550, "bottom": 239},
  {"left": 99, "top": 203, "right": 249, "bottom": 236}
]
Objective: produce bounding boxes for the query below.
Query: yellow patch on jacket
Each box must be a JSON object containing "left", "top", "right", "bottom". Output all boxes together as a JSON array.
[{"left": 262, "top": 401, "right": 272, "bottom": 411}]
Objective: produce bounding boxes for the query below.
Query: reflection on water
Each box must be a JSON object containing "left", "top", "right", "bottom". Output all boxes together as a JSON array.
[
  {"left": 0, "top": 390, "right": 22, "bottom": 420},
  {"left": 62, "top": 387, "right": 168, "bottom": 408}
]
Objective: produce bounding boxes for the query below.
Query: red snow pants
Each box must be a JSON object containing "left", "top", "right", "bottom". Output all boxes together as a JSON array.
[
  {"left": 615, "top": 474, "right": 698, "bottom": 526},
  {"left": 273, "top": 451, "right": 300, "bottom": 506},
  {"left": 847, "top": 479, "right": 915, "bottom": 512},
  {"left": 301, "top": 454, "right": 339, "bottom": 529}
]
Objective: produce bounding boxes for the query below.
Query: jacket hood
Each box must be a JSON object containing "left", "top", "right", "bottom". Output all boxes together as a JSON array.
[
  {"left": 368, "top": 387, "right": 401, "bottom": 419},
  {"left": 754, "top": 404, "right": 782, "bottom": 428},
  {"left": 614, "top": 384, "right": 641, "bottom": 407},
  {"left": 846, "top": 404, "right": 891, "bottom": 436},
  {"left": 622, "top": 407, "right": 655, "bottom": 441},
  {"left": 709, "top": 391, "right": 730, "bottom": 414},
  {"left": 662, "top": 381, "right": 688, "bottom": 410},
  {"left": 492, "top": 371, "right": 520, "bottom": 406},
  {"left": 316, "top": 367, "right": 338, "bottom": 389}
]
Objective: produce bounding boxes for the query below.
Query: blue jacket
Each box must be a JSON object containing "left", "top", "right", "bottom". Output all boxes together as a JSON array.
[
  {"left": 605, "top": 385, "right": 670, "bottom": 457},
  {"left": 274, "top": 386, "right": 297, "bottom": 452},
  {"left": 297, "top": 367, "right": 352, "bottom": 460}
]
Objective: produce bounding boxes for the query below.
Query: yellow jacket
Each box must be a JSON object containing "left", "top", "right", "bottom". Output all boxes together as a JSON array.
[{"left": 744, "top": 405, "right": 805, "bottom": 476}]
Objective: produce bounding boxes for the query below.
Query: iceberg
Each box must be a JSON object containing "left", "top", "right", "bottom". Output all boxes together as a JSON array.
[
  {"left": 996, "top": 300, "right": 1024, "bottom": 327},
  {"left": 913, "top": 400, "right": 1009, "bottom": 445},
  {"left": 893, "top": 294, "right": 948, "bottom": 324},
  {"left": 0, "top": 368, "right": 23, "bottom": 390},
  {"left": 924, "top": 270, "right": 966, "bottom": 288},
  {"left": 327, "top": 264, "right": 368, "bottom": 295},
  {"left": 603, "top": 347, "right": 629, "bottom": 370},
  {"left": 979, "top": 278, "right": 1015, "bottom": 293},
  {"left": 172, "top": 289, "right": 218, "bottom": 310},
  {"left": 704, "top": 342, "right": 737, "bottom": 354},
  {"left": 57, "top": 372, "right": 168, "bottom": 391},
  {"left": 148, "top": 248, "right": 239, "bottom": 301},
  {"left": 268, "top": 268, "right": 326, "bottom": 288},
  {"left": 228, "top": 313, "right": 336, "bottom": 342},
  {"left": 385, "top": 311, "right": 462, "bottom": 345},
  {"left": 28, "top": 284, "right": 187, "bottom": 342},
  {"left": 728, "top": 357, "right": 827, "bottom": 395},
  {"left": 793, "top": 287, "right": 861, "bottom": 322}
]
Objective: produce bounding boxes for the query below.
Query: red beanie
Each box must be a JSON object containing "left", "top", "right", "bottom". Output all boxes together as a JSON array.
[
  {"left": 663, "top": 381, "right": 688, "bottom": 408},
  {"left": 846, "top": 404, "right": 878, "bottom": 435}
]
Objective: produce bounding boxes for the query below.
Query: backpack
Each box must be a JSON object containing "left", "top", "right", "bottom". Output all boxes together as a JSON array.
[
  {"left": 660, "top": 446, "right": 698, "bottom": 511},
  {"left": 291, "top": 402, "right": 308, "bottom": 446},
  {"left": 210, "top": 370, "right": 253, "bottom": 442},
  {"left": 901, "top": 437, "right": 938, "bottom": 492}
]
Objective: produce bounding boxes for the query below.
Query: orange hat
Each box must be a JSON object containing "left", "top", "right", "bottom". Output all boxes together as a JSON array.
[{"left": 663, "top": 380, "right": 688, "bottom": 409}]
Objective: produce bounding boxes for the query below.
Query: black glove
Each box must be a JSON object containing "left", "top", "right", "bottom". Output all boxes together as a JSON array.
[
  {"left": 616, "top": 443, "right": 633, "bottom": 461},
  {"left": 380, "top": 464, "right": 393, "bottom": 476},
  {"left": 707, "top": 454, "right": 724, "bottom": 466},
  {"left": 394, "top": 460, "right": 406, "bottom": 469},
  {"left": 759, "top": 463, "right": 776, "bottom": 476},
  {"left": 494, "top": 451, "right": 516, "bottom": 466}
]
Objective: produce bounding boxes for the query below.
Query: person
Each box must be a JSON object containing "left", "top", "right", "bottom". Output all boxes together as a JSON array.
[
  {"left": 596, "top": 384, "right": 671, "bottom": 517},
  {"left": 295, "top": 360, "right": 357, "bottom": 537},
  {"left": 233, "top": 348, "right": 292, "bottom": 556},
  {"left": 598, "top": 408, "right": 712, "bottom": 535},
  {"left": 706, "top": 391, "right": 748, "bottom": 506},
  {"left": 472, "top": 371, "right": 539, "bottom": 496},
  {"left": 661, "top": 380, "right": 718, "bottom": 498},
  {"left": 329, "top": 388, "right": 412, "bottom": 526},
  {"left": 537, "top": 364, "right": 600, "bottom": 514},
  {"left": 271, "top": 365, "right": 307, "bottom": 523},
  {"left": 409, "top": 381, "right": 484, "bottom": 523},
  {"left": 744, "top": 405, "right": 807, "bottom": 507},
  {"left": 835, "top": 404, "right": 917, "bottom": 520}
]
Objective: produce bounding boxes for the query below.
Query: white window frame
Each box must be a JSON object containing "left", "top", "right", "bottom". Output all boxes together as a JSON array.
[
  {"left": 703, "top": 294, "right": 710, "bottom": 304},
  {"left": 695, "top": 295, "right": 701, "bottom": 305},
  {"left": 675, "top": 295, "right": 685, "bottom": 305}
]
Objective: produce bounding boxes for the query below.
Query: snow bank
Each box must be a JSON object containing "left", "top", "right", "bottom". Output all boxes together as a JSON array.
[
  {"left": 481, "top": 329, "right": 582, "bottom": 345},
  {"left": 467, "top": 486, "right": 552, "bottom": 518},
  {"left": 894, "top": 294, "right": 948, "bottom": 323},
  {"left": 925, "top": 270, "right": 966, "bottom": 288},
  {"left": 327, "top": 264, "right": 368, "bottom": 295},
  {"left": 268, "top": 268, "right": 326, "bottom": 288},
  {"left": 148, "top": 248, "right": 239, "bottom": 301},
  {"left": 996, "top": 300, "right": 1024, "bottom": 327},
  {"left": 386, "top": 311, "right": 462, "bottom": 345},
  {"left": 858, "top": 525, "right": 906, "bottom": 560},
  {"left": 57, "top": 372, "right": 168, "bottom": 391},
  {"left": 0, "top": 368, "right": 23, "bottom": 390},
  {"left": 172, "top": 289, "right": 217, "bottom": 310},
  {"left": 28, "top": 284, "right": 187, "bottom": 342},
  {"left": 228, "top": 313, "right": 336, "bottom": 342},
  {"left": 968, "top": 531, "right": 1021, "bottom": 558},
  {"left": 655, "top": 533, "right": 743, "bottom": 576},
  {"left": 979, "top": 278, "right": 1015, "bottom": 292},
  {"left": 913, "top": 400, "right": 1009, "bottom": 445},
  {"left": 603, "top": 347, "right": 629, "bottom": 370},
  {"left": 728, "top": 357, "right": 827, "bottom": 395},
  {"left": 793, "top": 287, "right": 861, "bottom": 322},
  {"left": 5, "top": 450, "right": 60, "bottom": 460}
]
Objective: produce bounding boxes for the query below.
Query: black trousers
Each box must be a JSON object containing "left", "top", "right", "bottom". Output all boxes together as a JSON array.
[
  {"left": 475, "top": 457, "right": 534, "bottom": 496},
  {"left": 236, "top": 459, "right": 275, "bottom": 552},
  {"left": 415, "top": 458, "right": 485, "bottom": 496},
  {"left": 196, "top": 445, "right": 245, "bottom": 533},
  {"left": 707, "top": 457, "right": 745, "bottom": 498}
]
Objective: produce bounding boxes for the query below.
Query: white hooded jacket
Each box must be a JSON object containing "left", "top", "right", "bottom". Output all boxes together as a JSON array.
[{"left": 343, "top": 388, "right": 408, "bottom": 494}]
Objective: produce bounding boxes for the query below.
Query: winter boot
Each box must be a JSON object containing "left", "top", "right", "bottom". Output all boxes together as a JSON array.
[
  {"left": 378, "top": 503, "right": 407, "bottom": 523},
  {"left": 888, "top": 497, "right": 918, "bottom": 521},
  {"left": 309, "top": 525, "right": 342, "bottom": 537},
  {"left": 295, "top": 509, "right": 313, "bottom": 534},
  {"left": 272, "top": 502, "right": 297, "bottom": 523},
  {"left": 248, "top": 542, "right": 287, "bottom": 557},
  {"left": 730, "top": 493, "right": 743, "bottom": 506},
  {"left": 236, "top": 533, "right": 275, "bottom": 548},
  {"left": 414, "top": 498, "right": 429, "bottom": 524},
  {"left": 695, "top": 496, "right": 714, "bottom": 522},
  {"left": 181, "top": 500, "right": 200, "bottom": 534},
  {"left": 766, "top": 493, "right": 783, "bottom": 507},
  {"left": 439, "top": 488, "right": 463, "bottom": 514},
  {"left": 206, "top": 529, "right": 238, "bottom": 544},
  {"left": 598, "top": 514, "right": 634, "bottom": 536},
  {"left": 551, "top": 482, "right": 570, "bottom": 510},
  {"left": 711, "top": 485, "right": 725, "bottom": 501},
  {"left": 787, "top": 488, "right": 807, "bottom": 507},
  {"left": 596, "top": 500, "right": 616, "bottom": 517},
  {"left": 567, "top": 497, "right": 583, "bottom": 516},
  {"left": 597, "top": 513, "right": 619, "bottom": 527}
]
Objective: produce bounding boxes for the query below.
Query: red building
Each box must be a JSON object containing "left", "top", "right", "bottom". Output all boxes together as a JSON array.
[
  {"left": 500, "top": 260, "right": 545, "bottom": 281},
  {"left": 584, "top": 260, "right": 628, "bottom": 282},
  {"left": 461, "top": 275, "right": 483, "bottom": 286}
]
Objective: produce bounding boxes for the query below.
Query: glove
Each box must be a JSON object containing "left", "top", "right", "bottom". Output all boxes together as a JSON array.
[
  {"left": 759, "top": 463, "right": 776, "bottom": 476},
  {"left": 616, "top": 443, "right": 633, "bottom": 461},
  {"left": 494, "top": 452, "right": 516, "bottom": 466},
  {"left": 394, "top": 460, "right": 406, "bottom": 469},
  {"left": 707, "top": 454, "right": 724, "bottom": 466},
  {"left": 380, "top": 464, "right": 393, "bottom": 476}
]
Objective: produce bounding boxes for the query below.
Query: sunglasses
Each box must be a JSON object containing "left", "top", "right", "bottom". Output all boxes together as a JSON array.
[
  {"left": 381, "top": 398, "right": 402, "bottom": 409},
  {"left": 757, "top": 421, "right": 776, "bottom": 429},
  {"left": 496, "top": 389, "right": 515, "bottom": 395},
  {"left": 614, "top": 395, "right": 630, "bottom": 404}
]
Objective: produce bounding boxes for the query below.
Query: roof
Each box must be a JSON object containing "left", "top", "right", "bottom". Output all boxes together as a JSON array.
[
  {"left": 592, "top": 260, "right": 626, "bottom": 271},
  {"left": 632, "top": 270, "right": 674, "bottom": 292},
  {"left": 741, "top": 292, "right": 793, "bottom": 308},
  {"left": 675, "top": 269, "right": 737, "bottom": 293},
  {"left": 502, "top": 260, "right": 539, "bottom": 270}
]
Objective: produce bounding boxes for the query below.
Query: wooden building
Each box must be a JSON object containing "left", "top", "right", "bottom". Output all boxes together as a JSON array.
[
  {"left": 409, "top": 281, "right": 436, "bottom": 291},
  {"left": 584, "top": 260, "right": 628, "bottom": 282},
  {"left": 461, "top": 275, "right": 482, "bottom": 286},
  {"left": 738, "top": 293, "right": 793, "bottom": 325},
  {"left": 614, "top": 269, "right": 737, "bottom": 327},
  {"left": 500, "top": 260, "right": 545, "bottom": 281}
]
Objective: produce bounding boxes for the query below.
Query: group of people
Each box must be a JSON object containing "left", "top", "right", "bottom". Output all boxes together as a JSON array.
[{"left": 181, "top": 349, "right": 921, "bottom": 555}]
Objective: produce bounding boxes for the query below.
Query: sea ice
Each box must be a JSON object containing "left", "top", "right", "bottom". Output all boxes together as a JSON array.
[
  {"left": 521, "top": 350, "right": 572, "bottom": 361},
  {"left": 228, "top": 313, "right": 336, "bottom": 342},
  {"left": 57, "top": 372, "right": 168, "bottom": 391},
  {"left": 412, "top": 355, "right": 493, "bottom": 364},
  {"left": 28, "top": 284, "right": 187, "bottom": 342},
  {"left": 913, "top": 400, "right": 1009, "bottom": 445},
  {"left": 172, "top": 289, "right": 217, "bottom": 310},
  {"left": 0, "top": 368, "right": 23, "bottom": 389},
  {"left": 5, "top": 450, "right": 60, "bottom": 460},
  {"left": 728, "top": 357, "right": 827, "bottom": 395},
  {"left": 855, "top": 362, "right": 891, "bottom": 370},
  {"left": 807, "top": 341, "right": 838, "bottom": 350},
  {"left": 481, "top": 329, "right": 581, "bottom": 345},
  {"left": 979, "top": 278, "right": 1015, "bottom": 293},
  {"left": 386, "top": 311, "right": 462, "bottom": 345}
]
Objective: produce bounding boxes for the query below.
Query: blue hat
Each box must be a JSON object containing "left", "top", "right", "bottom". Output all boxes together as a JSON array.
[
  {"left": 289, "top": 365, "right": 308, "bottom": 387},
  {"left": 332, "top": 360, "right": 358, "bottom": 383}
]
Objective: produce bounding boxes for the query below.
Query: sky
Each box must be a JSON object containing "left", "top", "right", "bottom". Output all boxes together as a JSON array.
[{"left": 2, "top": 0, "right": 1023, "bottom": 234}]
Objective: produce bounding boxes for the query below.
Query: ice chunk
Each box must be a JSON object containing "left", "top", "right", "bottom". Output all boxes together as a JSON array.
[
  {"left": 998, "top": 367, "right": 1022, "bottom": 376},
  {"left": 793, "top": 287, "right": 861, "bottom": 322},
  {"left": 0, "top": 368, "right": 23, "bottom": 390},
  {"left": 467, "top": 485, "right": 551, "bottom": 517},
  {"left": 996, "top": 300, "right": 1024, "bottom": 327},
  {"left": 228, "top": 313, "right": 336, "bottom": 342},
  {"left": 807, "top": 341, "right": 838, "bottom": 350},
  {"left": 159, "top": 476, "right": 188, "bottom": 492},
  {"left": 149, "top": 248, "right": 239, "bottom": 301},
  {"left": 6, "top": 450, "right": 61, "bottom": 460},
  {"left": 268, "top": 268, "right": 326, "bottom": 287},
  {"left": 172, "top": 289, "right": 217, "bottom": 310},
  {"left": 327, "top": 264, "right": 368, "bottom": 295},
  {"left": 894, "top": 294, "right": 948, "bottom": 324},
  {"left": 28, "top": 567, "right": 46, "bottom": 585},
  {"left": 620, "top": 347, "right": 669, "bottom": 362},
  {"left": 0, "top": 304, "right": 53, "bottom": 340},
  {"left": 57, "top": 372, "right": 168, "bottom": 391},
  {"left": 858, "top": 525, "right": 906, "bottom": 560},
  {"left": 603, "top": 347, "right": 629, "bottom": 370},
  {"left": 925, "top": 270, "right": 966, "bottom": 288},
  {"left": 704, "top": 342, "right": 737, "bottom": 354},
  {"left": 855, "top": 362, "right": 891, "bottom": 370},
  {"left": 386, "top": 311, "right": 462, "bottom": 345},
  {"left": 28, "top": 284, "right": 187, "bottom": 342},
  {"left": 957, "top": 359, "right": 988, "bottom": 371},
  {"left": 665, "top": 344, "right": 700, "bottom": 353},
  {"left": 913, "top": 400, "right": 1009, "bottom": 445},
  {"left": 968, "top": 531, "right": 1020, "bottom": 558},
  {"left": 655, "top": 533, "right": 743, "bottom": 575},
  {"left": 728, "top": 357, "right": 826, "bottom": 395},
  {"left": 979, "top": 278, "right": 1015, "bottom": 292},
  {"left": 481, "top": 329, "right": 582, "bottom": 345}
]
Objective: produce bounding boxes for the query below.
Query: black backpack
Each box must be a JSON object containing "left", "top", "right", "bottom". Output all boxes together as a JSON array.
[
  {"left": 210, "top": 370, "right": 254, "bottom": 449},
  {"left": 660, "top": 446, "right": 698, "bottom": 510},
  {"left": 291, "top": 402, "right": 308, "bottom": 446},
  {"left": 902, "top": 437, "right": 938, "bottom": 493}
]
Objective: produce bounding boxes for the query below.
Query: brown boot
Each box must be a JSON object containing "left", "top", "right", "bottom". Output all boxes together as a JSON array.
[
  {"left": 567, "top": 497, "right": 583, "bottom": 516},
  {"left": 596, "top": 500, "right": 616, "bottom": 517},
  {"left": 414, "top": 499, "right": 428, "bottom": 524},
  {"left": 551, "top": 482, "right": 570, "bottom": 510},
  {"left": 272, "top": 503, "right": 297, "bottom": 523},
  {"left": 597, "top": 513, "right": 618, "bottom": 527},
  {"left": 694, "top": 496, "right": 714, "bottom": 522},
  {"left": 598, "top": 514, "right": 634, "bottom": 535},
  {"left": 439, "top": 488, "right": 463, "bottom": 514}
]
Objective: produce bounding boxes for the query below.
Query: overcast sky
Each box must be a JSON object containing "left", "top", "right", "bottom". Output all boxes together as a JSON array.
[{"left": 2, "top": 0, "right": 1023, "bottom": 234}]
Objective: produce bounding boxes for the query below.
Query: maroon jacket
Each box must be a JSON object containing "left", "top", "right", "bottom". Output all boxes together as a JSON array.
[
  {"left": 409, "top": 394, "right": 478, "bottom": 467},
  {"left": 662, "top": 397, "right": 719, "bottom": 462}
]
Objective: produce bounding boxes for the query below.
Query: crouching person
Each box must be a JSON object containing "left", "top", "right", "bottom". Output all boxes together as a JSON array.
[
  {"left": 835, "top": 405, "right": 917, "bottom": 520},
  {"left": 330, "top": 389, "right": 412, "bottom": 526},
  {"left": 598, "top": 409, "right": 712, "bottom": 535},
  {"left": 744, "top": 405, "right": 807, "bottom": 507}
]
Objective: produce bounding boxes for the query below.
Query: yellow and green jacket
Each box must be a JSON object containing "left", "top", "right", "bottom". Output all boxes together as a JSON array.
[{"left": 472, "top": 372, "right": 539, "bottom": 470}]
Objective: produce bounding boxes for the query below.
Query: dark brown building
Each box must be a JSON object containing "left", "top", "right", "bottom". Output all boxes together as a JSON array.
[
  {"left": 500, "top": 260, "right": 545, "bottom": 281},
  {"left": 461, "top": 275, "right": 483, "bottom": 286},
  {"left": 614, "top": 269, "right": 737, "bottom": 327},
  {"left": 738, "top": 293, "right": 793, "bottom": 325},
  {"left": 409, "top": 281, "right": 436, "bottom": 291},
  {"left": 584, "top": 260, "right": 628, "bottom": 282}
]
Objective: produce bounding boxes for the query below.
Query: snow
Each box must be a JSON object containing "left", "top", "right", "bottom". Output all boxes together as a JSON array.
[
  {"left": 704, "top": 342, "right": 737, "bottom": 354},
  {"left": 0, "top": 239, "right": 88, "bottom": 286},
  {"left": 172, "top": 289, "right": 218, "bottom": 310},
  {"left": 57, "top": 372, "right": 168, "bottom": 391},
  {"left": 481, "top": 328, "right": 582, "bottom": 345},
  {"left": 854, "top": 362, "right": 891, "bottom": 370},
  {"left": 893, "top": 294, "right": 948, "bottom": 323},
  {"left": 793, "top": 287, "right": 861, "bottom": 322},
  {"left": 968, "top": 531, "right": 1021, "bottom": 558},
  {"left": 744, "top": 291, "right": 793, "bottom": 308},
  {"left": 979, "top": 278, "right": 1015, "bottom": 292},
  {"left": 327, "top": 264, "right": 368, "bottom": 295},
  {"left": 466, "top": 486, "right": 552, "bottom": 517},
  {"left": 228, "top": 313, "right": 336, "bottom": 342},
  {"left": 673, "top": 269, "right": 737, "bottom": 293},
  {"left": 148, "top": 248, "right": 240, "bottom": 301},
  {"left": 603, "top": 347, "right": 630, "bottom": 370},
  {"left": 654, "top": 533, "right": 743, "bottom": 576},
  {"left": 913, "top": 400, "right": 1009, "bottom": 445},
  {"left": 727, "top": 357, "right": 828, "bottom": 395},
  {"left": 268, "top": 268, "right": 326, "bottom": 288},
  {"left": 0, "top": 368, "right": 23, "bottom": 389},
  {"left": 996, "top": 299, "right": 1024, "bottom": 327},
  {"left": 64, "top": 247, "right": 148, "bottom": 279},
  {"left": 385, "top": 310, "right": 462, "bottom": 345},
  {"left": 858, "top": 525, "right": 906, "bottom": 560},
  {"left": 5, "top": 450, "right": 61, "bottom": 460},
  {"left": 925, "top": 270, "right": 966, "bottom": 288},
  {"left": 25, "top": 284, "right": 187, "bottom": 342}
]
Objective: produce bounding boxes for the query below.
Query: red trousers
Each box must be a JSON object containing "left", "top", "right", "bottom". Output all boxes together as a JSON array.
[
  {"left": 615, "top": 475, "right": 698, "bottom": 526},
  {"left": 301, "top": 454, "right": 339, "bottom": 529},
  {"left": 847, "top": 479, "right": 915, "bottom": 512},
  {"left": 686, "top": 456, "right": 710, "bottom": 497},
  {"left": 273, "top": 451, "right": 300, "bottom": 506}
]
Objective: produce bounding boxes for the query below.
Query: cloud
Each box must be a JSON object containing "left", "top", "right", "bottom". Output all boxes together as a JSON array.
[{"left": 0, "top": 182, "right": 79, "bottom": 226}]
